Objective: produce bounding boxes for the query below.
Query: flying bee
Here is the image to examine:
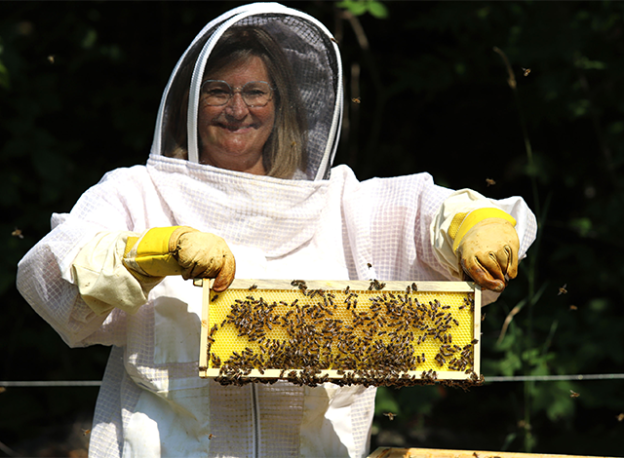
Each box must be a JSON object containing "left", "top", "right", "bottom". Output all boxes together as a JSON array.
[
  {"left": 351, "top": 97, "right": 361, "bottom": 104},
  {"left": 570, "top": 390, "right": 580, "bottom": 398},
  {"left": 330, "top": 37, "right": 339, "bottom": 44},
  {"left": 486, "top": 178, "right": 496, "bottom": 187},
  {"left": 617, "top": 413, "right": 624, "bottom": 422},
  {"left": 208, "top": 434, "right": 214, "bottom": 440},
  {"left": 82, "top": 429, "right": 91, "bottom": 436},
  {"left": 11, "top": 228, "right": 24, "bottom": 239},
  {"left": 569, "top": 305, "right": 578, "bottom": 311},
  {"left": 522, "top": 67, "right": 531, "bottom": 77},
  {"left": 558, "top": 284, "right": 568, "bottom": 295},
  {"left": 383, "top": 412, "right": 397, "bottom": 420}
]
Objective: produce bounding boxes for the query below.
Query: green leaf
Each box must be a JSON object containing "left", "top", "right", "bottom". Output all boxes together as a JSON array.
[
  {"left": 569, "top": 217, "right": 593, "bottom": 237},
  {"left": 0, "top": 37, "right": 9, "bottom": 90},
  {"left": 574, "top": 55, "right": 607, "bottom": 70},
  {"left": 82, "top": 28, "right": 98, "bottom": 49},
  {"left": 0, "top": 60, "right": 9, "bottom": 89},
  {"left": 368, "top": 1, "right": 389, "bottom": 19},
  {"left": 337, "top": 0, "right": 368, "bottom": 16}
]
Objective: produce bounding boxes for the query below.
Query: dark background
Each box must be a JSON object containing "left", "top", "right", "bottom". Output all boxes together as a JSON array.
[{"left": 1, "top": 1, "right": 624, "bottom": 456}]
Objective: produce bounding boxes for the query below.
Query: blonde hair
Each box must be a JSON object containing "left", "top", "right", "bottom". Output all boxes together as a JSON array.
[{"left": 164, "top": 26, "right": 307, "bottom": 179}]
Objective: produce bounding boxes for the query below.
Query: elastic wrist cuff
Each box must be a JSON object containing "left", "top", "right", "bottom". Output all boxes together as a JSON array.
[{"left": 451, "top": 208, "right": 516, "bottom": 252}]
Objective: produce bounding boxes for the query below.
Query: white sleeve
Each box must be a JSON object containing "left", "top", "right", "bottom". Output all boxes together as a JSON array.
[{"left": 71, "top": 231, "right": 163, "bottom": 316}]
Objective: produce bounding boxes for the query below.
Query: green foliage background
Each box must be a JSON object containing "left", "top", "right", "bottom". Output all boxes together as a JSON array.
[{"left": 1, "top": 1, "right": 623, "bottom": 456}]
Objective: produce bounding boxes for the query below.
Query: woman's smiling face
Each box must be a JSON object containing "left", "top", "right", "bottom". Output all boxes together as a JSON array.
[{"left": 198, "top": 55, "right": 275, "bottom": 175}]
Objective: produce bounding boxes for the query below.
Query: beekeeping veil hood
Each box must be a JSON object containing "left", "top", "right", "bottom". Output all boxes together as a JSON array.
[
  {"left": 152, "top": 2, "right": 342, "bottom": 180},
  {"left": 145, "top": 3, "right": 343, "bottom": 259}
]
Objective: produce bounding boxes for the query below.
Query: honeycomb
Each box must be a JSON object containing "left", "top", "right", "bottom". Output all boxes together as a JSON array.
[{"left": 198, "top": 279, "right": 482, "bottom": 387}]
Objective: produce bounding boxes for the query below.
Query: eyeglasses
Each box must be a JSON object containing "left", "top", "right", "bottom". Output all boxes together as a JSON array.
[{"left": 200, "top": 80, "right": 274, "bottom": 107}]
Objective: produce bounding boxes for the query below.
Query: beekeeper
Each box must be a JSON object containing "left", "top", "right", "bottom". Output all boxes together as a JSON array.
[{"left": 17, "top": 3, "right": 537, "bottom": 458}]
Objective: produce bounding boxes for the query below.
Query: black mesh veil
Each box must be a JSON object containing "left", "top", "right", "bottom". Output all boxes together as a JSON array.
[{"left": 152, "top": 3, "right": 343, "bottom": 181}]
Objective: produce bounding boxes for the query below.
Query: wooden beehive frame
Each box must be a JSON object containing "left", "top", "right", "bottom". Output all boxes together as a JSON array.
[{"left": 197, "top": 279, "right": 481, "bottom": 386}]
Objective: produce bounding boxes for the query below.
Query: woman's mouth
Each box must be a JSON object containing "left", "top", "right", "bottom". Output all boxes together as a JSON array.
[{"left": 219, "top": 123, "right": 253, "bottom": 132}]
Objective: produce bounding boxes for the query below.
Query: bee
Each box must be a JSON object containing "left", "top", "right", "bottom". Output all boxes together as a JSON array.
[
  {"left": 570, "top": 390, "right": 580, "bottom": 398},
  {"left": 47, "top": 55, "right": 55, "bottom": 64},
  {"left": 481, "top": 312, "right": 486, "bottom": 322},
  {"left": 248, "top": 284, "right": 258, "bottom": 290},
  {"left": 569, "top": 305, "right": 578, "bottom": 311},
  {"left": 351, "top": 97, "right": 361, "bottom": 104},
  {"left": 291, "top": 141, "right": 297, "bottom": 148},
  {"left": 82, "top": 429, "right": 91, "bottom": 436},
  {"left": 383, "top": 412, "right": 397, "bottom": 420},
  {"left": 367, "top": 263, "right": 373, "bottom": 268},
  {"left": 330, "top": 37, "right": 339, "bottom": 44},
  {"left": 522, "top": 67, "right": 531, "bottom": 77},
  {"left": 11, "top": 228, "right": 24, "bottom": 239},
  {"left": 208, "top": 434, "right": 214, "bottom": 440},
  {"left": 617, "top": 413, "right": 624, "bottom": 422},
  {"left": 558, "top": 284, "right": 568, "bottom": 295},
  {"left": 211, "top": 294, "right": 219, "bottom": 302}
]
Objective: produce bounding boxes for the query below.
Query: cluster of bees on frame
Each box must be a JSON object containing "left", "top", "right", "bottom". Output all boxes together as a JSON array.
[{"left": 205, "top": 280, "right": 484, "bottom": 389}]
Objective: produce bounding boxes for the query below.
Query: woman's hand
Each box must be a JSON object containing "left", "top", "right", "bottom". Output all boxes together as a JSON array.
[
  {"left": 174, "top": 230, "right": 236, "bottom": 291},
  {"left": 455, "top": 218, "right": 519, "bottom": 292},
  {"left": 123, "top": 226, "right": 236, "bottom": 291}
]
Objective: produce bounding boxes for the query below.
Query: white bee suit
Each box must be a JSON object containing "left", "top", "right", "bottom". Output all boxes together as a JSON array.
[{"left": 16, "top": 3, "right": 537, "bottom": 458}]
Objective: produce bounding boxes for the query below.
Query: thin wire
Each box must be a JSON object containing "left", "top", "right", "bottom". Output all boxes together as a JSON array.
[
  {"left": 0, "top": 381, "right": 102, "bottom": 387},
  {"left": 483, "top": 373, "right": 624, "bottom": 382},
  {"left": 1, "top": 374, "right": 624, "bottom": 387}
]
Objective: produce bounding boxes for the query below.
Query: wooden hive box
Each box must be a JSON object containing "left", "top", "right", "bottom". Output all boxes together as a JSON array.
[
  {"left": 196, "top": 279, "right": 482, "bottom": 387},
  {"left": 367, "top": 448, "right": 616, "bottom": 458}
]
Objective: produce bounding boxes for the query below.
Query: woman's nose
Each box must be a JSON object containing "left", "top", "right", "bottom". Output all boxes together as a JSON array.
[{"left": 225, "top": 92, "right": 249, "bottom": 119}]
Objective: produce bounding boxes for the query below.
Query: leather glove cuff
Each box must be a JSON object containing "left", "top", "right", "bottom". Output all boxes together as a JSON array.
[
  {"left": 123, "top": 226, "right": 198, "bottom": 277},
  {"left": 449, "top": 207, "right": 516, "bottom": 253}
]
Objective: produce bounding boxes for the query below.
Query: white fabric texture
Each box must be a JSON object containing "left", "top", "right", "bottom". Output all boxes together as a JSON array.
[{"left": 16, "top": 3, "right": 537, "bottom": 458}]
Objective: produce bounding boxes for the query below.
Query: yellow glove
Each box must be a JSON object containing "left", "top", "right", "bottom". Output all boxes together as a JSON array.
[
  {"left": 123, "top": 226, "right": 236, "bottom": 291},
  {"left": 451, "top": 208, "right": 519, "bottom": 292}
]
